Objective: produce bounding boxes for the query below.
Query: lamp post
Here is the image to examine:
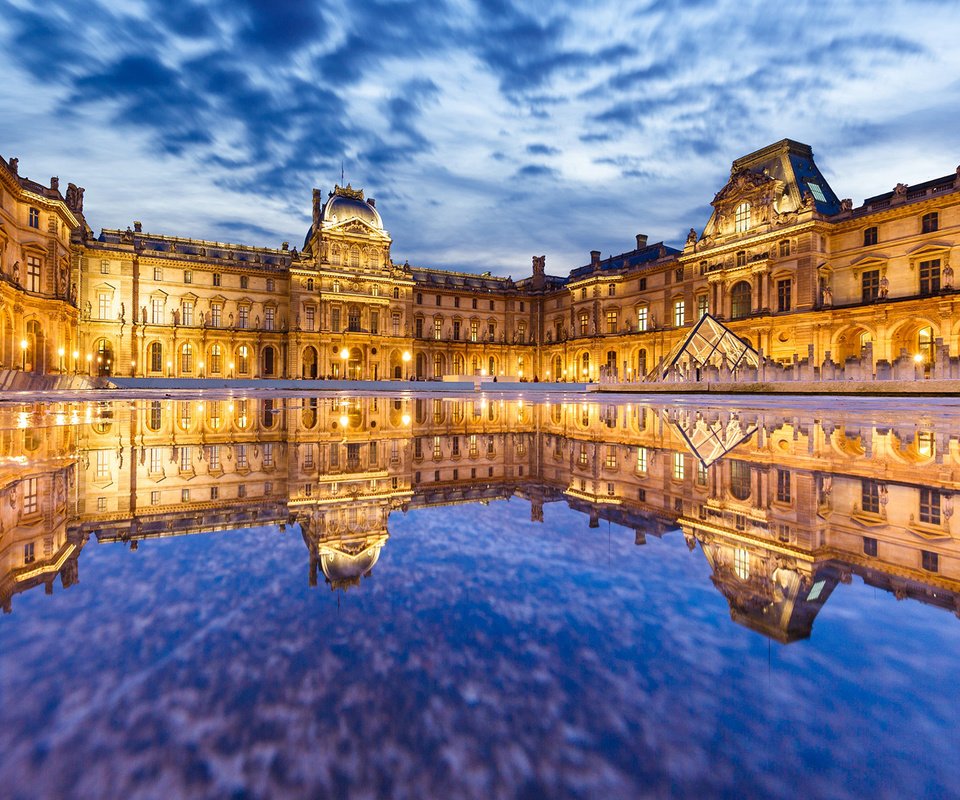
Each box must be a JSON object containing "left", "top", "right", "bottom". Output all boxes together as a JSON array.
[
  {"left": 340, "top": 346, "right": 349, "bottom": 380},
  {"left": 58, "top": 346, "right": 65, "bottom": 375},
  {"left": 130, "top": 359, "right": 136, "bottom": 377},
  {"left": 20, "top": 339, "right": 27, "bottom": 372},
  {"left": 167, "top": 359, "right": 173, "bottom": 378},
  {"left": 86, "top": 353, "right": 92, "bottom": 376},
  {"left": 198, "top": 359, "right": 205, "bottom": 379},
  {"left": 402, "top": 350, "right": 411, "bottom": 380},
  {"left": 72, "top": 350, "right": 79, "bottom": 375}
]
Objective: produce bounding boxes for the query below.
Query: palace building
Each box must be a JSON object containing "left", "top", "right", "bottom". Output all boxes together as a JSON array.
[{"left": 0, "top": 138, "right": 957, "bottom": 381}]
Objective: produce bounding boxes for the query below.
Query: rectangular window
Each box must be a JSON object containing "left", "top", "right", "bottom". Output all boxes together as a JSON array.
[
  {"left": 95, "top": 450, "right": 110, "bottom": 480},
  {"left": 452, "top": 319, "right": 460, "bottom": 340},
  {"left": 861, "top": 480, "right": 880, "bottom": 514},
  {"left": 415, "top": 317, "right": 423, "bottom": 338},
  {"left": 675, "top": 267, "right": 684, "bottom": 283},
  {"left": 27, "top": 256, "right": 42, "bottom": 293},
  {"left": 265, "top": 307, "right": 275, "bottom": 330},
  {"left": 736, "top": 250, "right": 747, "bottom": 267},
  {"left": 22, "top": 477, "right": 39, "bottom": 515},
  {"left": 236, "top": 444, "right": 248, "bottom": 469},
  {"left": 454, "top": 296, "right": 460, "bottom": 308},
  {"left": 183, "top": 270, "right": 192, "bottom": 284},
  {"left": 211, "top": 303, "right": 222, "bottom": 327},
  {"left": 696, "top": 461, "right": 707, "bottom": 486},
  {"left": 919, "top": 259, "right": 941, "bottom": 296},
  {"left": 100, "top": 260, "right": 110, "bottom": 274},
  {"left": 238, "top": 307, "right": 249, "bottom": 329},
  {"left": 266, "top": 278, "right": 275, "bottom": 292},
  {"left": 861, "top": 270, "right": 880, "bottom": 302},
  {"left": 23, "top": 542, "right": 35, "bottom": 563},
  {"left": 240, "top": 276, "right": 249, "bottom": 289},
  {"left": 779, "top": 240, "right": 791, "bottom": 257},
  {"left": 606, "top": 310, "right": 618, "bottom": 334},
  {"left": 213, "top": 273, "right": 221, "bottom": 286},
  {"left": 637, "top": 307, "right": 648, "bottom": 332},
  {"left": 605, "top": 445, "right": 617, "bottom": 469},
  {"left": 181, "top": 488, "right": 190, "bottom": 503},
  {"left": 776, "top": 469, "right": 791, "bottom": 503},
  {"left": 435, "top": 294, "right": 441, "bottom": 306},
  {"left": 922, "top": 212, "right": 939, "bottom": 233},
  {"left": 638, "top": 277, "right": 647, "bottom": 291},
  {"left": 391, "top": 312, "right": 400, "bottom": 336},
  {"left": 151, "top": 298, "right": 163, "bottom": 324},
  {"left": 434, "top": 318, "right": 442, "bottom": 340},
  {"left": 179, "top": 446, "right": 192, "bottom": 472},
  {"left": 98, "top": 293, "right": 111, "bottom": 320},
  {"left": 29, "top": 207, "right": 39, "bottom": 228},
  {"left": 371, "top": 311, "right": 379, "bottom": 335},
  {"left": 181, "top": 300, "right": 194, "bottom": 326},
  {"left": 636, "top": 446, "right": 647, "bottom": 473},
  {"left": 673, "top": 300, "right": 685, "bottom": 327},
  {"left": 777, "top": 279, "right": 792, "bottom": 312},
  {"left": 488, "top": 321, "right": 495, "bottom": 339},
  {"left": 149, "top": 447, "right": 162, "bottom": 474},
  {"left": 489, "top": 300, "right": 494, "bottom": 310},
  {"left": 922, "top": 550, "right": 939, "bottom": 572},
  {"left": 863, "top": 227, "right": 878, "bottom": 247},
  {"left": 608, "top": 284, "right": 616, "bottom": 297},
  {"left": 697, "top": 295, "right": 708, "bottom": 319},
  {"left": 472, "top": 298, "right": 477, "bottom": 309},
  {"left": 416, "top": 292, "right": 422, "bottom": 304},
  {"left": 579, "top": 313, "right": 589, "bottom": 336},
  {"left": 920, "top": 488, "right": 941, "bottom": 525},
  {"left": 207, "top": 445, "right": 220, "bottom": 471},
  {"left": 673, "top": 452, "right": 685, "bottom": 480},
  {"left": 470, "top": 320, "right": 478, "bottom": 342},
  {"left": 151, "top": 490, "right": 160, "bottom": 505},
  {"left": 153, "top": 267, "right": 163, "bottom": 281}
]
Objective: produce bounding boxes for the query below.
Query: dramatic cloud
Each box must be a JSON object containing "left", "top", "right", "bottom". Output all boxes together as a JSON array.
[{"left": 0, "top": 0, "right": 957, "bottom": 274}]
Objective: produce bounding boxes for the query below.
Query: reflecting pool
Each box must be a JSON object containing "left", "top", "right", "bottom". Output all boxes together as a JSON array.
[{"left": 2, "top": 394, "right": 960, "bottom": 798}]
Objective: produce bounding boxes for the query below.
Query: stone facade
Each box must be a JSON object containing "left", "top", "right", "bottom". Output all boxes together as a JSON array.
[{"left": 1, "top": 138, "right": 958, "bottom": 380}]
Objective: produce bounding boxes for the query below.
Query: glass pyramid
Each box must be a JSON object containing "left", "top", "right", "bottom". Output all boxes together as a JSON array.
[
  {"left": 648, "top": 313, "right": 760, "bottom": 381},
  {"left": 667, "top": 409, "right": 758, "bottom": 467}
]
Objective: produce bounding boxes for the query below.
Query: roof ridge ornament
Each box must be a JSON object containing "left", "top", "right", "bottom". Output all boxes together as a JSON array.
[{"left": 333, "top": 183, "right": 364, "bottom": 201}]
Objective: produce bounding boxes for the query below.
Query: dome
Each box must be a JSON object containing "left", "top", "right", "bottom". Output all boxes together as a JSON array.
[{"left": 323, "top": 185, "right": 383, "bottom": 230}]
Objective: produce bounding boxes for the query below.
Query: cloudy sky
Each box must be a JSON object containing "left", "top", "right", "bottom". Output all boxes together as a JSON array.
[{"left": 1, "top": 0, "right": 958, "bottom": 277}]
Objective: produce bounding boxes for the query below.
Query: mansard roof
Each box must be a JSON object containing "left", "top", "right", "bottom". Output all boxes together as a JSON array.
[
  {"left": 409, "top": 266, "right": 513, "bottom": 292},
  {"left": 568, "top": 241, "right": 679, "bottom": 280},
  {"left": 94, "top": 228, "right": 293, "bottom": 269}
]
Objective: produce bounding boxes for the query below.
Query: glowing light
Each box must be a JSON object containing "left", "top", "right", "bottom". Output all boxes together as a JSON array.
[
  {"left": 914, "top": 353, "right": 924, "bottom": 363},
  {"left": 340, "top": 347, "right": 350, "bottom": 360},
  {"left": 401, "top": 413, "right": 411, "bottom": 426},
  {"left": 20, "top": 339, "right": 27, "bottom": 351},
  {"left": 58, "top": 347, "right": 65, "bottom": 357},
  {"left": 338, "top": 414, "right": 349, "bottom": 427},
  {"left": 402, "top": 351, "right": 411, "bottom": 363}
]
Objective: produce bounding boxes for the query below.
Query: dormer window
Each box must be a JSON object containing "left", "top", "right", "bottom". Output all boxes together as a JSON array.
[
  {"left": 807, "top": 183, "right": 827, "bottom": 203},
  {"left": 734, "top": 202, "right": 751, "bottom": 233}
]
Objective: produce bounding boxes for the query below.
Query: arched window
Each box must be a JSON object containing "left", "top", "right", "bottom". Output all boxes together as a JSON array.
[
  {"left": 734, "top": 202, "right": 751, "bottom": 233},
  {"left": 238, "top": 345, "right": 249, "bottom": 374},
  {"left": 638, "top": 348, "right": 647, "bottom": 376},
  {"left": 180, "top": 343, "right": 193, "bottom": 373},
  {"left": 306, "top": 278, "right": 314, "bottom": 291},
  {"left": 149, "top": 342, "right": 163, "bottom": 373},
  {"left": 471, "top": 355, "right": 480, "bottom": 374},
  {"left": 210, "top": 344, "right": 222, "bottom": 374},
  {"left": 453, "top": 354, "right": 464, "bottom": 374},
  {"left": 731, "top": 281, "right": 752, "bottom": 319},
  {"left": 433, "top": 353, "right": 443, "bottom": 377},
  {"left": 488, "top": 356, "right": 496, "bottom": 375},
  {"left": 331, "top": 246, "right": 340, "bottom": 265},
  {"left": 262, "top": 346, "right": 276, "bottom": 376},
  {"left": 147, "top": 400, "right": 162, "bottom": 432},
  {"left": 581, "top": 352, "right": 590, "bottom": 379}
]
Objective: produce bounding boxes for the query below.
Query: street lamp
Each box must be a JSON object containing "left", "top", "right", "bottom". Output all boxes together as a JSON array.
[
  {"left": 198, "top": 359, "right": 205, "bottom": 379},
  {"left": 340, "top": 346, "right": 350, "bottom": 379},
  {"left": 167, "top": 359, "right": 173, "bottom": 378},
  {"left": 229, "top": 361, "right": 235, "bottom": 379},
  {"left": 72, "top": 350, "right": 79, "bottom": 375},
  {"left": 58, "top": 346, "right": 65, "bottom": 375},
  {"left": 402, "top": 350, "right": 412, "bottom": 380},
  {"left": 20, "top": 339, "right": 27, "bottom": 371},
  {"left": 86, "top": 353, "right": 93, "bottom": 375},
  {"left": 130, "top": 359, "right": 136, "bottom": 377}
]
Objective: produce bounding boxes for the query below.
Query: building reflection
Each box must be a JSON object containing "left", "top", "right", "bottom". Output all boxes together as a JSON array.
[{"left": 1, "top": 397, "right": 959, "bottom": 642}]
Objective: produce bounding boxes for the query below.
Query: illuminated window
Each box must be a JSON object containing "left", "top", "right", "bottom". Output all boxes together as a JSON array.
[
  {"left": 637, "top": 306, "right": 648, "bottom": 331},
  {"left": 210, "top": 344, "right": 222, "bottom": 374},
  {"left": 98, "top": 292, "right": 111, "bottom": 320},
  {"left": 238, "top": 345, "right": 249, "bottom": 374},
  {"left": 734, "top": 548, "right": 750, "bottom": 580},
  {"left": 22, "top": 478, "right": 38, "bottom": 515},
  {"left": 470, "top": 320, "right": 478, "bottom": 342},
  {"left": 434, "top": 318, "right": 442, "bottom": 340},
  {"left": 181, "top": 300, "right": 193, "bottom": 326},
  {"left": 697, "top": 294, "right": 708, "bottom": 319},
  {"left": 918, "top": 326, "right": 935, "bottom": 363},
  {"left": 636, "top": 447, "right": 648, "bottom": 473},
  {"left": 238, "top": 306, "right": 249, "bottom": 329},
  {"left": 734, "top": 202, "right": 751, "bottom": 232},
  {"left": 673, "top": 452, "right": 685, "bottom": 480},
  {"left": 673, "top": 299, "right": 685, "bottom": 327},
  {"left": 579, "top": 312, "right": 589, "bottom": 336},
  {"left": 180, "top": 343, "right": 193, "bottom": 373},
  {"left": 605, "top": 445, "right": 617, "bottom": 469},
  {"left": 606, "top": 310, "right": 618, "bottom": 334},
  {"left": 578, "top": 444, "right": 588, "bottom": 467},
  {"left": 917, "top": 430, "right": 935, "bottom": 458},
  {"left": 151, "top": 298, "right": 163, "bottom": 324}
]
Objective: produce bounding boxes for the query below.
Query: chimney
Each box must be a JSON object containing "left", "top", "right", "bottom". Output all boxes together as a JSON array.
[
  {"left": 133, "top": 221, "right": 142, "bottom": 233},
  {"left": 367, "top": 197, "right": 376, "bottom": 207},
  {"left": 636, "top": 233, "right": 648, "bottom": 249},
  {"left": 590, "top": 250, "right": 601, "bottom": 267},
  {"left": 8, "top": 157, "right": 18, "bottom": 175},
  {"left": 50, "top": 177, "right": 59, "bottom": 192}
]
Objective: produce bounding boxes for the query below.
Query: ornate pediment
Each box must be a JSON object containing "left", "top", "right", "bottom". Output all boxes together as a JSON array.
[{"left": 712, "top": 168, "right": 780, "bottom": 208}]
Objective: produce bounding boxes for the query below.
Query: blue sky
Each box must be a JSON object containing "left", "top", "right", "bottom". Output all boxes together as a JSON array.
[{"left": 1, "top": 0, "right": 958, "bottom": 276}]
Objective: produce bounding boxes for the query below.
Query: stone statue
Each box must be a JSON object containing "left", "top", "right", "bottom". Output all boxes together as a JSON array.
[
  {"left": 893, "top": 182, "right": 908, "bottom": 199},
  {"left": 12, "top": 261, "right": 20, "bottom": 285},
  {"left": 119, "top": 302, "right": 125, "bottom": 322},
  {"left": 84, "top": 300, "right": 92, "bottom": 319},
  {"left": 686, "top": 228, "right": 697, "bottom": 247},
  {"left": 944, "top": 265, "right": 954, "bottom": 289},
  {"left": 228, "top": 312, "right": 234, "bottom": 327},
  {"left": 70, "top": 282, "right": 78, "bottom": 303},
  {"left": 312, "top": 188, "right": 322, "bottom": 230},
  {"left": 822, "top": 284, "right": 833, "bottom": 307},
  {"left": 141, "top": 306, "right": 148, "bottom": 323},
  {"left": 172, "top": 308, "right": 180, "bottom": 326},
  {"left": 879, "top": 276, "right": 889, "bottom": 298},
  {"left": 840, "top": 198, "right": 853, "bottom": 212},
  {"left": 65, "top": 183, "right": 85, "bottom": 213}
]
